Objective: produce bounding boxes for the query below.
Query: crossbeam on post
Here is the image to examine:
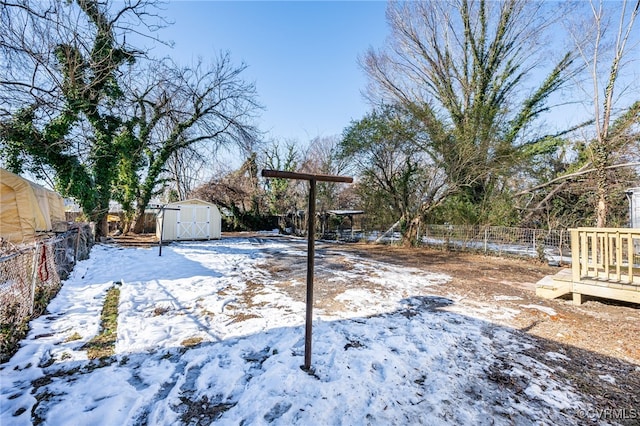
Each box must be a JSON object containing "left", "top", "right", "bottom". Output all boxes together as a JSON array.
[{"left": 261, "top": 169, "right": 353, "bottom": 372}]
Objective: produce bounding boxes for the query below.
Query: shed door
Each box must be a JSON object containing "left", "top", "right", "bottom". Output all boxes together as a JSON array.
[{"left": 176, "top": 205, "right": 210, "bottom": 240}]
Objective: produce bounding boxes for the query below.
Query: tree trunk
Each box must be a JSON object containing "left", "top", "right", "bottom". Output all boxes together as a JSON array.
[
  {"left": 593, "top": 143, "right": 609, "bottom": 227},
  {"left": 596, "top": 189, "right": 608, "bottom": 228},
  {"left": 130, "top": 203, "right": 148, "bottom": 234},
  {"left": 402, "top": 215, "right": 423, "bottom": 247},
  {"left": 94, "top": 214, "right": 109, "bottom": 239}
]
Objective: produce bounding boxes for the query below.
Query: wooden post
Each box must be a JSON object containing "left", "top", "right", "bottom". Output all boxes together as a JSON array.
[
  {"left": 262, "top": 169, "right": 352, "bottom": 372},
  {"left": 571, "top": 229, "right": 580, "bottom": 282},
  {"left": 628, "top": 232, "right": 634, "bottom": 283},
  {"left": 305, "top": 178, "right": 316, "bottom": 370},
  {"left": 158, "top": 206, "right": 181, "bottom": 257}
]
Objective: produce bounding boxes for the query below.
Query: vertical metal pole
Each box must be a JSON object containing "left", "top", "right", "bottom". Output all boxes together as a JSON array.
[
  {"left": 532, "top": 229, "right": 536, "bottom": 253},
  {"left": 158, "top": 206, "right": 165, "bottom": 257},
  {"left": 29, "top": 243, "right": 41, "bottom": 315},
  {"left": 74, "top": 226, "right": 81, "bottom": 265},
  {"left": 304, "top": 179, "right": 316, "bottom": 371}
]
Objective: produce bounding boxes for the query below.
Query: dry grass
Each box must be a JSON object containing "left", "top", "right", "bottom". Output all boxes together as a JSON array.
[
  {"left": 64, "top": 332, "right": 82, "bottom": 342},
  {"left": 226, "top": 312, "right": 262, "bottom": 325},
  {"left": 181, "top": 336, "right": 203, "bottom": 347}
]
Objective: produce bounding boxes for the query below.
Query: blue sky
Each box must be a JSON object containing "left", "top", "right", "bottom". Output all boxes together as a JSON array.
[{"left": 155, "top": 1, "right": 389, "bottom": 144}]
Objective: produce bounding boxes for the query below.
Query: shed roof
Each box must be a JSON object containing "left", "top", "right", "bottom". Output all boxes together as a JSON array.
[
  {"left": 327, "top": 210, "right": 365, "bottom": 216},
  {"left": 165, "top": 199, "right": 219, "bottom": 207}
]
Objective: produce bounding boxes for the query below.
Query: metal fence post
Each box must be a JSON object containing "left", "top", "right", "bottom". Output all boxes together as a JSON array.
[
  {"left": 484, "top": 228, "right": 488, "bottom": 253},
  {"left": 74, "top": 227, "right": 81, "bottom": 266},
  {"left": 29, "top": 244, "right": 40, "bottom": 315},
  {"left": 532, "top": 229, "right": 536, "bottom": 253}
]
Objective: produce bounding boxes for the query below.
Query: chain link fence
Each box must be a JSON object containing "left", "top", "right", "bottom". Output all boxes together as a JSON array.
[
  {"left": 0, "top": 224, "right": 93, "bottom": 329},
  {"left": 329, "top": 224, "right": 571, "bottom": 263},
  {"left": 419, "top": 225, "right": 571, "bottom": 263}
]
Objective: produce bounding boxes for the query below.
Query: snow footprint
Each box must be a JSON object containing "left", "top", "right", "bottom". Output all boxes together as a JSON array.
[
  {"left": 371, "top": 361, "right": 386, "bottom": 381},
  {"left": 263, "top": 401, "right": 292, "bottom": 423}
]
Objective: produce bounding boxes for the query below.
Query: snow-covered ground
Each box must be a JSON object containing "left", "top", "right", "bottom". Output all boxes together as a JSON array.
[{"left": 1, "top": 237, "right": 595, "bottom": 425}]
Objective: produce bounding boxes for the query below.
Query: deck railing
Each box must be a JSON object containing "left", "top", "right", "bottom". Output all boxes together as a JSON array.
[{"left": 571, "top": 227, "right": 640, "bottom": 285}]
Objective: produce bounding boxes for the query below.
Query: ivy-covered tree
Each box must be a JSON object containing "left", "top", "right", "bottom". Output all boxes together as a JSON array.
[{"left": 0, "top": 0, "right": 157, "bottom": 236}]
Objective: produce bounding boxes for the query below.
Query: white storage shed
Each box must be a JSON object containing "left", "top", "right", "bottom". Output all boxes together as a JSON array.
[
  {"left": 628, "top": 187, "right": 640, "bottom": 228},
  {"left": 156, "top": 199, "right": 221, "bottom": 241}
]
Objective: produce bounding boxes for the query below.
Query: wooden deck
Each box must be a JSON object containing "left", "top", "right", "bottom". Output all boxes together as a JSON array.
[{"left": 537, "top": 228, "right": 640, "bottom": 305}]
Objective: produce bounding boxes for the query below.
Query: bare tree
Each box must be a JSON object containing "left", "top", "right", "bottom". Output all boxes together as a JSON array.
[
  {"left": 165, "top": 146, "right": 207, "bottom": 201},
  {"left": 190, "top": 152, "right": 264, "bottom": 230},
  {"left": 117, "top": 55, "right": 261, "bottom": 233},
  {"left": 300, "top": 135, "right": 350, "bottom": 213},
  {"left": 362, "top": 0, "right": 577, "bottom": 230},
  {"left": 339, "top": 105, "right": 448, "bottom": 243},
  {"left": 567, "top": 0, "right": 640, "bottom": 227}
]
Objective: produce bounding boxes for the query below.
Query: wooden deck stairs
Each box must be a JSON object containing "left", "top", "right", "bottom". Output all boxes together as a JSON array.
[
  {"left": 536, "top": 269, "right": 572, "bottom": 300},
  {"left": 536, "top": 228, "right": 640, "bottom": 305}
]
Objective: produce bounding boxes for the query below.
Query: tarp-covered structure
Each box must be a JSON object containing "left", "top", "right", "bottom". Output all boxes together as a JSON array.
[{"left": 0, "top": 168, "right": 66, "bottom": 244}]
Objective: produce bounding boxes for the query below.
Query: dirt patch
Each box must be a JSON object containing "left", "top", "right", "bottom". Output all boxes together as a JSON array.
[
  {"left": 336, "top": 243, "right": 640, "bottom": 364},
  {"left": 255, "top": 238, "right": 639, "bottom": 363},
  {"left": 108, "top": 234, "right": 639, "bottom": 420},
  {"left": 252, "top": 237, "right": 640, "bottom": 421},
  {"left": 342, "top": 243, "right": 640, "bottom": 422}
]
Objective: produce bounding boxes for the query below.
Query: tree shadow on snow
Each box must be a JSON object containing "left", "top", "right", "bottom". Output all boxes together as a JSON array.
[{"left": 3, "top": 294, "right": 639, "bottom": 426}]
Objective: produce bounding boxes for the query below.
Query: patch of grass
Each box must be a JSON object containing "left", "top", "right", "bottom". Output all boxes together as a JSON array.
[
  {"left": 0, "top": 312, "right": 30, "bottom": 363},
  {"left": 83, "top": 285, "right": 120, "bottom": 359},
  {"left": 200, "top": 308, "right": 216, "bottom": 317},
  {"left": 181, "top": 336, "right": 203, "bottom": 347},
  {"left": 64, "top": 332, "right": 82, "bottom": 343},
  {"left": 0, "top": 282, "right": 63, "bottom": 363},
  {"left": 226, "top": 312, "right": 261, "bottom": 325}
]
